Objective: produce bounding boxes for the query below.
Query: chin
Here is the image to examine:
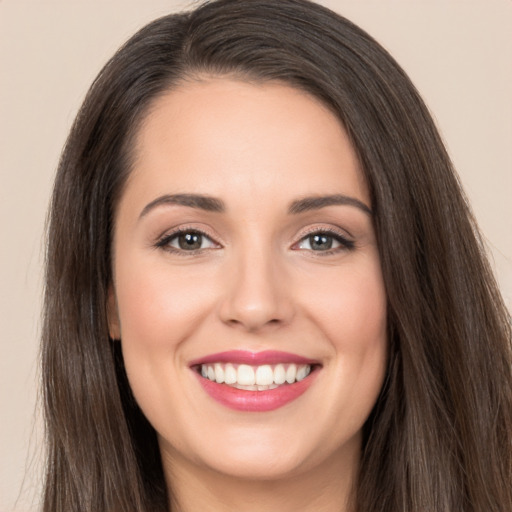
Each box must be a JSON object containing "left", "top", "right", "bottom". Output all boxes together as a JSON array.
[{"left": 159, "top": 419, "right": 362, "bottom": 484}]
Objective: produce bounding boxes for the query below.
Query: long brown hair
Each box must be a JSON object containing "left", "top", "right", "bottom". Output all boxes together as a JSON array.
[{"left": 42, "top": 0, "right": 512, "bottom": 510}]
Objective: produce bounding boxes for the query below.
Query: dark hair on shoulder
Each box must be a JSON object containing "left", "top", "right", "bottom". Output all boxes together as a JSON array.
[{"left": 42, "top": 0, "right": 512, "bottom": 510}]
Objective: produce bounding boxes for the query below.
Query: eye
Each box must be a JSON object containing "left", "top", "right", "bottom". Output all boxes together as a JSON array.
[
  {"left": 156, "top": 229, "right": 218, "bottom": 253},
  {"left": 295, "top": 230, "right": 354, "bottom": 253}
]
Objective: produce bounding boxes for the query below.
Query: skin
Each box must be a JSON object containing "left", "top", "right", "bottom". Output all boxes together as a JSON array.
[{"left": 109, "top": 78, "right": 388, "bottom": 512}]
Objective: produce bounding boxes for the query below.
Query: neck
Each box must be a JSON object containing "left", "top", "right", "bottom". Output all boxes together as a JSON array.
[{"left": 162, "top": 445, "right": 359, "bottom": 512}]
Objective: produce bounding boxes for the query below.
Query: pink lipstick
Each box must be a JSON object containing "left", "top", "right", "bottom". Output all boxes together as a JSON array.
[{"left": 190, "top": 350, "right": 320, "bottom": 412}]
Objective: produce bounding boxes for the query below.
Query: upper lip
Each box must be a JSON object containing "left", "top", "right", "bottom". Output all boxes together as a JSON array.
[{"left": 189, "top": 350, "right": 320, "bottom": 367}]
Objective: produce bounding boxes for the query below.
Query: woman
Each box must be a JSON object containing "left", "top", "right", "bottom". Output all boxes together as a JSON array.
[{"left": 42, "top": 0, "right": 512, "bottom": 510}]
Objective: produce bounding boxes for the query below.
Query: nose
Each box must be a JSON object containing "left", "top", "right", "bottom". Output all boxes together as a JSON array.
[{"left": 218, "top": 246, "right": 295, "bottom": 332}]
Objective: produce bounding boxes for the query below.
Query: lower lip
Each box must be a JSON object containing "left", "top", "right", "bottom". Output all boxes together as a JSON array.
[{"left": 195, "top": 371, "right": 317, "bottom": 412}]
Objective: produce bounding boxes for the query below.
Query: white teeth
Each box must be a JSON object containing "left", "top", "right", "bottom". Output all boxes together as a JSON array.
[
  {"left": 214, "top": 363, "right": 224, "bottom": 384},
  {"left": 274, "top": 364, "right": 286, "bottom": 385},
  {"left": 255, "top": 365, "right": 274, "bottom": 386},
  {"left": 258, "top": 384, "right": 279, "bottom": 390},
  {"left": 199, "top": 362, "right": 313, "bottom": 389},
  {"left": 224, "top": 363, "right": 237, "bottom": 384},
  {"left": 237, "top": 364, "right": 256, "bottom": 385},
  {"left": 296, "top": 365, "right": 310, "bottom": 381},
  {"left": 285, "top": 365, "right": 297, "bottom": 384}
]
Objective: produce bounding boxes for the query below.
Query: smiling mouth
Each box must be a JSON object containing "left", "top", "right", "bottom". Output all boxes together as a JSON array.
[
  {"left": 197, "top": 362, "right": 313, "bottom": 390},
  {"left": 190, "top": 350, "right": 320, "bottom": 411}
]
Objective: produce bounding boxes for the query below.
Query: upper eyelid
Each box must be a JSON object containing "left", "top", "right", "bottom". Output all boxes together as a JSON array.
[
  {"left": 154, "top": 230, "right": 221, "bottom": 256},
  {"left": 156, "top": 225, "right": 221, "bottom": 244},
  {"left": 292, "top": 226, "right": 356, "bottom": 253},
  {"left": 294, "top": 225, "right": 354, "bottom": 242}
]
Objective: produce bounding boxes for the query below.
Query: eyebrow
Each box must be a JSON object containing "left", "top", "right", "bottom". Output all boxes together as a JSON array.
[
  {"left": 139, "top": 192, "right": 372, "bottom": 219},
  {"left": 288, "top": 194, "right": 372, "bottom": 216},
  {"left": 139, "top": 194, "right": 225, "bottom": 219}
]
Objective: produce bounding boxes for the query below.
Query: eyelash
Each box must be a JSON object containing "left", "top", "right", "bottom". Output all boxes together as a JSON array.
[
  {"left": 155, "top": 227, "right": 219, "bottom": 255},
  {"left": 154, "top": 227, "right": 355, "bottom": 255},
  {"left": 293, "top": 228, "right": 355, "bottom": 254}
]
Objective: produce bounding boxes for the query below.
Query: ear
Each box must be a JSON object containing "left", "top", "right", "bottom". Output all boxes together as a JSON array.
[{"left": 107, "top": 286, "right": 121, "bottom": 340}]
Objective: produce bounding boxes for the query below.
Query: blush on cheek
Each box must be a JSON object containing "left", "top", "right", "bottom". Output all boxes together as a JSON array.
[
  {"left": 318, "top": 283, "right": 386, "bottom": 350},
  {"left": 116, "top": 263, "right": 207, "bottom": 343}
]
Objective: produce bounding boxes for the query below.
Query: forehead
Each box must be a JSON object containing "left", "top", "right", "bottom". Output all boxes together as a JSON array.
[{"left": 125, "top": 78, "right": 368, "bottom": 211}]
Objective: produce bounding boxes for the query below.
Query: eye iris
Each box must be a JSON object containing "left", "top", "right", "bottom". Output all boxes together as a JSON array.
[
  {"left": 178, "top": 232, "right": 202, "bottom": 250},
  {"left": 310, "top": 234, "right": 332, "bottom": 250}
]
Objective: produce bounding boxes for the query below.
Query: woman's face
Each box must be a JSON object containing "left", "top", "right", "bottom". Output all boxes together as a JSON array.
[{"left": 109, "top": 78, "right": 387, "bottom": 483}]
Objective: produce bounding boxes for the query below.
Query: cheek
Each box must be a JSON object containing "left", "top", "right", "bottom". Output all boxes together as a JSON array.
[
  {"left": 309, "top": 259, "right": 387, "bottom": 350},
  {"left": 114, "top": 256, "right": 215, "bottom": 352},
  {"left": 113, "top": 257, "right": 215, "bottom": 425},
  {"left": 305, "top": 257, "right": 388, "bottom": 403}
]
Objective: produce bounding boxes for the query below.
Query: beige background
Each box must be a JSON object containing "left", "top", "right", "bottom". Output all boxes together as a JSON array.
[{"left": 1, "top": 1, "right": 511, "bottom": 510}]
